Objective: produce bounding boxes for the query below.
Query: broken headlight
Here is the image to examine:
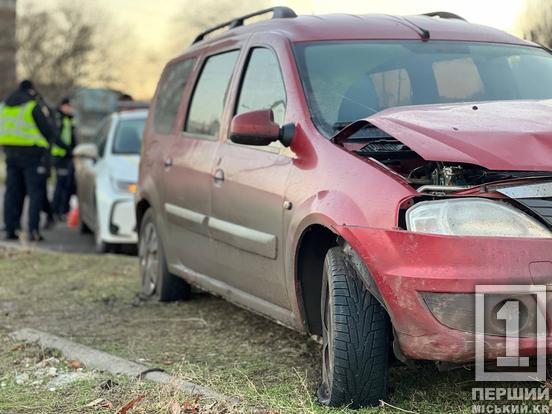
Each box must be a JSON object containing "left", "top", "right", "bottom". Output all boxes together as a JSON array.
[{"left": 406, "top": 198, "right": 551, "bottom": 238}]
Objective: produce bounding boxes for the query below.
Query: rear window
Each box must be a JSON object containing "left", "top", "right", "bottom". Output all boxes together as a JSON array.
[
  {"left": 185, "top": 50, "right": 240, "bottom": 138},
  {"left": 153, "top": 58, "right": 195, "bottom": 135},
  {"left": 370, "top": 68, "right": 412, "bottom": 108},
  {"left": 433, "top": 57, "right": 484, "bottom": 100},
  {"left": 112, "top": 117, "right": 146, "bottom": 155}
]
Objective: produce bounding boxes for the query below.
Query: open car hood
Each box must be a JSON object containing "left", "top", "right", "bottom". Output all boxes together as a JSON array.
[{"left": 340, "top": 100, "right": 552, "bottom": 171}]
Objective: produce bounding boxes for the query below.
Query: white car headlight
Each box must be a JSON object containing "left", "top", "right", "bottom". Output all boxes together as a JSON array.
[
  {"left": 406, "top": 198, "right": 552, "bottom": 238},
  {"left": 111, "top": 177, "right": 137, "bottom": 194}
]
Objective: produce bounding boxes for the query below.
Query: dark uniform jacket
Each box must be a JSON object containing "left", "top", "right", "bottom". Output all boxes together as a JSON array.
[{"left": 2, "top": 87, "right": 69, "bottom": 158}]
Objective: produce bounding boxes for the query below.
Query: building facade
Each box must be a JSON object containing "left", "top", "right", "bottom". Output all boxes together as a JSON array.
[{"left": 0, "top": 0, "right": 16, "bottom": 100}]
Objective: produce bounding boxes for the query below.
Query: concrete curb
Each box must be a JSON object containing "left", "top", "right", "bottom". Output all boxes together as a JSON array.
[{"left": 12, "top": 328, "right": 230, "bottom": 402}]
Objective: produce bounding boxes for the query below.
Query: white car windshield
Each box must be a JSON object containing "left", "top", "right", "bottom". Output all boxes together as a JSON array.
[{"left": 112, "top": 117, "right": 146, "bottom": 155}]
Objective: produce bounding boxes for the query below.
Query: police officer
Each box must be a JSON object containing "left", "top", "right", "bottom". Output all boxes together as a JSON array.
[
  {"left": 0, "top": 80, "right": 69, "bottom": 241},
  {"left": 51, "top": 97, "right": 75, "bottom": 219}
]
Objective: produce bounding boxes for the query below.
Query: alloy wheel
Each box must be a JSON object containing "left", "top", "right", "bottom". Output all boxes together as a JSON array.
[{"left": 140, "top": 221, "right": 159, "bottom": 296}]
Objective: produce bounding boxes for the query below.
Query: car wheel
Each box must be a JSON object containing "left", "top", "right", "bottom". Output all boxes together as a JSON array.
[
  {"left": 79, "top": 210, "right": 93, "bottom": 234},
  {"left": 317, "top": 247, "right": 390, "bottom": 408},
  {"left": 139, "top": 209, "right": 191, "bottom": 301}
]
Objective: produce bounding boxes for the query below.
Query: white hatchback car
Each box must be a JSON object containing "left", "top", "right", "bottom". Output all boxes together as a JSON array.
[{"left": 74, "top": 110, "right": 147, "bottom": 252}]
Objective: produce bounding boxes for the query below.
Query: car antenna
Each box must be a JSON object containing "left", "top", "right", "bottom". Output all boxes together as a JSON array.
[
  {"left": 402, "top": 17, "right": 430, "bottom": 40},
  {"left": 385, "top": 15, "right": 430, "bottom": 41}
]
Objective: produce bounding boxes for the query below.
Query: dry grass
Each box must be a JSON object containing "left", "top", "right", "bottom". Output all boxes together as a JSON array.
[{"left": 1, "top": 247, "right": 538, "bottom": 413}]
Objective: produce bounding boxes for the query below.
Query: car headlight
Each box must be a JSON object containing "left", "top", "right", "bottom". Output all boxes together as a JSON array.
[
  {"left": 406, "top": 198, "right": 551, "bottom": 238},
  {"left": 111, "top": 177, "right": 137, "bottom": 194}
]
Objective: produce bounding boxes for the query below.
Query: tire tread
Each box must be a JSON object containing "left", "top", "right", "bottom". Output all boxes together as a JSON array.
[{"left": 319, "top": 246, "right": 390, "bottom": 408}]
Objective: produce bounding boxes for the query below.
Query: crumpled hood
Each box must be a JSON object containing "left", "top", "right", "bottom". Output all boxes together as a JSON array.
[{"left": 365, "top": 100, "right": 552, "bottom": 171}]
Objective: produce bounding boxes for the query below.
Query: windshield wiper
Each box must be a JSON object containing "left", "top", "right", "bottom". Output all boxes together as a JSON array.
[
  {"left": 332, "top": 121, "right": 356, "bottom": 132},
  {"left": 332, "top": 122, "right": 392, "bottom": 140}
]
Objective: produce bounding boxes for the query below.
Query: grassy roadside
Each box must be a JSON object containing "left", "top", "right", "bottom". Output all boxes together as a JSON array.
[
  {"left": 0, "top": 247, "right": 528, "bottom": 413},
  {"left": 0, "top": 335, "right": 218, "bottom": 414}
]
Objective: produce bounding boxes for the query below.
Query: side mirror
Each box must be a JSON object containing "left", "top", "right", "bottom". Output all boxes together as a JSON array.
[
  {"left": 73, "top": 143, "right": 98, "bottom": 160},
  {"left": 229, "top": 109, "right": 295, "bottom": 147}
]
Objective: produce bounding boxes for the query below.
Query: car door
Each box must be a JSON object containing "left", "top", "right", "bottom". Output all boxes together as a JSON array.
[
  {"left": 143, "top": 57, "right": 197, "bottom": 265},
  {"left": 162, "top": 50, "right": 241, "bottom": 277},
  {"left": 90, "top": 118, "right": 113, "bottom": 229},
  {"left": 77, "top": 118, "right": 111, "bottom": 228},
  {"left": 209, "top": 46, "right": 293, "bottom": 309}
]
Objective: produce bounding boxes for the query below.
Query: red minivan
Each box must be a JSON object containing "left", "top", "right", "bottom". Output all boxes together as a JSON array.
[{"left": 137, "top": 8, "right": 552, "bottom": 408}]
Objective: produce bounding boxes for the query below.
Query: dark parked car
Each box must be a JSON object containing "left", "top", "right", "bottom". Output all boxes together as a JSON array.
[{"left": 136, "top": 7, "right": 552, "bottom": 408}]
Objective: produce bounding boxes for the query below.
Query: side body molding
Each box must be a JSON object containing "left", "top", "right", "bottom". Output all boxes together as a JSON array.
[
  {"left": 165, "top": 203, "right": 208, "bottom": 235},
  {"left": 164, "top": 203, "right": 277, "bottom": 259}
]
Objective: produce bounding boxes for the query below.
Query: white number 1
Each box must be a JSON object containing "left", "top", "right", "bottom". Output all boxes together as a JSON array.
[{"left": 496, "top": 300, "right": 529, "bottom": 367}]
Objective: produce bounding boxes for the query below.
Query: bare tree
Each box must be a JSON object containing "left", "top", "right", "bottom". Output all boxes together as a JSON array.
[
  {"left": 520, "top": 0, "right": 552, "bottom": 48},
  {"left": 169, "top": 0, "right": 270, "bottom": 53},
  {"left": 17, "top": 3, "right": 127, "bottom": 103}
]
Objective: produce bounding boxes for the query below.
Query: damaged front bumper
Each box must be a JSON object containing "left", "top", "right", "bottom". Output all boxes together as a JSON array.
[{"left": 338, "top": 225, "right": 552, "bottom": 363}]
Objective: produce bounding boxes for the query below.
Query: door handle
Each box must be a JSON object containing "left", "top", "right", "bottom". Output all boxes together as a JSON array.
[
  {"left": 164, "top": 157, "right": 173, "bottom": 168},
  {"left": 213, "top": 168, "right": 225, "bottom": 183}
]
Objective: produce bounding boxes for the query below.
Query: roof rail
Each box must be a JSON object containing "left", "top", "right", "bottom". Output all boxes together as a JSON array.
[
  {"left": 192, "top": 6, "right": 297, "bottom": 44},
  {"left": 423, "top": 11, "right": 467, "bottom": 21}
]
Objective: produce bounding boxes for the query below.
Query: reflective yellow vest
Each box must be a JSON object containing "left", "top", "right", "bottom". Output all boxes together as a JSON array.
[
  {"left": 51, "top": 116, "right": 72, "bottom": 157},
  {"left": 0, "top": 100, "right": 49, "bottom": 148}
]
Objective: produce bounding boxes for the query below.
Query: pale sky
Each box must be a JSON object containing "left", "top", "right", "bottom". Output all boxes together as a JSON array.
[{"left": 19, "top": 0, "right": 529, "bottom": 99}]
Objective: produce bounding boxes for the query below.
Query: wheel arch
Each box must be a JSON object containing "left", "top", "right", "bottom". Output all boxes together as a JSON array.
[
  {"left": 294, "top": 224, "right": 339, "bottom": 336},
  {"left": 135, "top": 198, "right": 151, "bottom": 235},
  {"left": 294, "top": 223, "right": 390, "bottom": 337}
]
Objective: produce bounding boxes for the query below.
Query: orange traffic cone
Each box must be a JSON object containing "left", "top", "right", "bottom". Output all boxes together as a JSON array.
[{"left": 67, "top": 206, "right": 79, "bottom": 228}]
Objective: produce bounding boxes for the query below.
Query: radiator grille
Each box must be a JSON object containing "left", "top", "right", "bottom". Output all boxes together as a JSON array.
[{"left": 517, "top": 198, "right": 552, "bottom": 226}]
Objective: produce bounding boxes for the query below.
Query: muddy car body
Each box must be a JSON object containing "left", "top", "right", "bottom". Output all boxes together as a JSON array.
[{"left": 136, "top": 8, "right": 552, "bottom": 407}]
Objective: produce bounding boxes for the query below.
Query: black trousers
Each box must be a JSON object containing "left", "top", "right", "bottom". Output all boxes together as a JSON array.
[
  {"left": 3, "top": 152, "right": 47, "bottom": 236},
  {"left": 52, "top": 157, "right": 74, "bottom": 215}
]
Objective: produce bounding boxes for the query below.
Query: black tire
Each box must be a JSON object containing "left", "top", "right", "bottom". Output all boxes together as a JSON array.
[
  {"left": 317, "top": 247, "right": 390, "bottom": 408},
  {"left": 139, "top": 208, "right": 191, "bottom": 302},
  {"left": 79, "top": 213, "right": 93, "bottom": 234},
  {"left": 95, "top": 238, "right": 112, "bottom": 254}
]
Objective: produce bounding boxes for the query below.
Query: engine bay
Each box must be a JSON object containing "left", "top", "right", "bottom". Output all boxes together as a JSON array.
[{"left": 342, "top": 126, "right": 552, "bottom": 193}]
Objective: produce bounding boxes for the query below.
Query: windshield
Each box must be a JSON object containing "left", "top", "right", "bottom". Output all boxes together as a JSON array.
[
  {"left": 112, "top": 117, "right": 146, "bottom": 155},
  {"left": 294, "top": 41, "right": 552, "bottom": 137}
]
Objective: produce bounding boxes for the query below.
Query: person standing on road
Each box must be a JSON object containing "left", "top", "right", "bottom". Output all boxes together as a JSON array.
[
  {"left": 0, "top": 80, "right": 69, "bottom": 241},
  {"left": 51, "top": 97, "right": 76, "bottom": 220}
]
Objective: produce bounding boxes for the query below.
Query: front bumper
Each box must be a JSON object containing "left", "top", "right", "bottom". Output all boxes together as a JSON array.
[
  {"left": 338, "top": 226, "right": 552, "bottom": 362},
  {"left": 107, "top": 198, "right": 137, "bottom": 243}
]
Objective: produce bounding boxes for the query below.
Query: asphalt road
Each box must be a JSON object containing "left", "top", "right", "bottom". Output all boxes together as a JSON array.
[{"left": 0, "top": 186, "right": 97, "bottom": 253}]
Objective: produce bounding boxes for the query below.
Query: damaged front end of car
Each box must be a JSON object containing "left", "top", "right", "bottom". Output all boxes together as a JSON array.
[
  {"left": 332, "top": 101, "right": 552, "bottom": 238},
  {"left": 331, "top": 101, "right": 552, "bottom": 364}
]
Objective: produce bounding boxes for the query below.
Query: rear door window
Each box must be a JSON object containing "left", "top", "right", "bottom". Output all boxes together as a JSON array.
[
  {"left": 185, "top": 50, "right": 240, "bottom": 138},
  {"left": 153, "top": 58, "right": 196, "bottom": 135}
]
